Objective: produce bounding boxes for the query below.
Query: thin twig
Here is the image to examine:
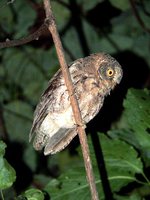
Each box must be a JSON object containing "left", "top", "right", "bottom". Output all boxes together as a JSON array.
[
  {"left": 139, "top": 0, "right": 150, "bottom": 17},
  {"left": 43, "top": 0, "right": 99, "bottom": 199},
  {"left": 0, "top": 190, "right": 4, "bottom": 200},
  {"left": 0, "top": 106, "right": 9, "bottom": 140},
  {"left": 0, "top": 23, "right": 47, "bottom": 49},
  {"left": 129, "top": 0, "right": 150, "bottom": 33}
]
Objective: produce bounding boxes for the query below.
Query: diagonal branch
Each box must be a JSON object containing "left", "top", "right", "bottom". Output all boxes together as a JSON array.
[
  {"left": 43, "top": 0, "right": 99, "bottom": 199},
  {"left": 129, "top": 0, "right": 150, "bottom": 33},
  {"left": 0, "top": 23, "right": 48, "bottom": 49}
]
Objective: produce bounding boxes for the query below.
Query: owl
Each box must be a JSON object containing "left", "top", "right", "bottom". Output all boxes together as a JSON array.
[{"left": 29, "top": 53, "right": 123, "bottom": 155}]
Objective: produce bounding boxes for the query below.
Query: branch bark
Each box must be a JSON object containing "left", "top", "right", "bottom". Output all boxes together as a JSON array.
[
  {"left": 0, "top": 23, "right": 47, "bottom": 49},
  {"left": 43, "top": 0, "right": 99, "bottom": 199}
]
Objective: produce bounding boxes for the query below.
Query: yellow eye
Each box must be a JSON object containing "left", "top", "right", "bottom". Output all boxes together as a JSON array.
[{"left": 106, "top": 68, "right": 114, "bottom": 77}]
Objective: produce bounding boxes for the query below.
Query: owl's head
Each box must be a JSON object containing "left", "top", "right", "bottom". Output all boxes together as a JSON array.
[{"left": 93, "top": 53, "right": 123, "bottom": 90}]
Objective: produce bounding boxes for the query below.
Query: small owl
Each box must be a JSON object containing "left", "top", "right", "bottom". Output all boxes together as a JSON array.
[{"left": 29, "top": 53, "right": 123, "bottom": 155}]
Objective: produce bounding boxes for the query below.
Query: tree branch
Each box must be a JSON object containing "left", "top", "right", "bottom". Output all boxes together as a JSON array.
[
  {"left": 0, "top": 23, "right": 48, "bottom": 49},
  {"left": 43, "top": 0, "right": 99, "bottom": 199},
  {"left": 129, "top": 0, "right": 150, "bottom": 34}
]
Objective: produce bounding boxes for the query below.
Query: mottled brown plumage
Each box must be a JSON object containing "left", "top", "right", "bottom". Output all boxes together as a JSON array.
[{"left": 29, "top": 53, "right": 123, "bottom": 155}]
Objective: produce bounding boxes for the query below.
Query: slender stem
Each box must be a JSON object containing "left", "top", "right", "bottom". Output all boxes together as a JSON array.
[
  {"left": 0, "top": 23, "right": 47, "bottom": 49},
  {"left": 0, "top": 106, "right": 9, "bottom": 140},
  {"left": 0, "top": 190, "right": 4, "bottom": 200},
  {"left": 43, "top": 0, "right": 99, "bottom": 199},
  {"left": 129, "top": 0, "right": 150, "bottom": 33}
]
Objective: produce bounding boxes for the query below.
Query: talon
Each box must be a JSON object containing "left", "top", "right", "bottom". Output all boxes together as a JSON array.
[{"left": 75, "top": 122, "right": 86, "bottom": 129}]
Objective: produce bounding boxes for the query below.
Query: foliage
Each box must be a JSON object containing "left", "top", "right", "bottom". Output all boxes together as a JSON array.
[
  {"left": 16, "top": 188, "right": 45, "bottom": 200},
  {"left": 0, "top": 141, "right": 16, "bottom": 190},
  {"left": 44, "top": 133, "right": 145, "bottom": 199},
  {"left": 0, "top": 0, "right": 150, "bottom": 199},
  {"left": 109, "top": 89, "right": 150, "bottom": 166}
]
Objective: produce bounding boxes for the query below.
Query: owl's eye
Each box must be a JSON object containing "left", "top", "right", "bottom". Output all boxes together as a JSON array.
[
  {"left": 106, "top": 68, "right": 114, "bottom": 77},
  {"left": 98, "top": 65, "right": 115, "bottom": 80}
]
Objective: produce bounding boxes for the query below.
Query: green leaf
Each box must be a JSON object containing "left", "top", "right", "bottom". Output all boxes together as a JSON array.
[
  {"left": 0, "top": 141, "right": 16, "bottom": 189},
  {"left": 45, "top": 169, "right": 92, "bottom": 200},
  {"left": 82, "top": 20, "right": 103, "bottom": 54},
  {"left": 13, "top": 0, "right": 36, "bottom": 38},
  {"left": 77, "top": 0, "right": 104, "bottom": 11},
  {"left": 62, "top": 26, "right": 84, "bottom": 59},
  {"left": 0, "top": 141, "right": 6, "bottom": 157},
  {"left": 91, "top": 134, "right": 144, "bottom": 192},
  {"left": 51, "top": 1, "right": 70, "bottom": 30},
  {"left": 2, "top": 47, "right": 58, "bottom": 103},
  {"left": 114, "top": 193, "right": 141, "bottom": 200},
  {"left": 109, "top": 0, "right": 130, "bottom": 11},
  {"left": 17, "top": 188, "right": 45, "bottom": 200},
  {"left": 23, "top": 145, "right": 37, "bottom": 172},
  {"left": 45, "top": 134, "right": 144, "bottom": 199},
  {"left": 3, "top": 100, "right": 33, "bottom": 143},
  {"left": 110, "top": 1, "right": 150, "bottom": 64},
  {"left": 109, "top": 88, "right": 150, "bottom": 166},
  {"left": 0, "top": 5, "right": 14, "bottom": 34}
]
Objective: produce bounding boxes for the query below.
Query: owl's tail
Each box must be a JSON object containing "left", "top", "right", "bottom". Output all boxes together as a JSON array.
[{"left": 44, "top": 128, "right": 77, "bottom": 155}]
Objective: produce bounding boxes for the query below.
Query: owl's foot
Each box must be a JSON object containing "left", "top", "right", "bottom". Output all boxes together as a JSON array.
[{"left": 76, "top": 122, "right": 86, "bottom": 129}]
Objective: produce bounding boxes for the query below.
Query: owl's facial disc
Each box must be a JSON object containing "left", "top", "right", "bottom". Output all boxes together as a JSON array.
[{"left": 98, "top": 64, "right": 122, "bottom": 84}]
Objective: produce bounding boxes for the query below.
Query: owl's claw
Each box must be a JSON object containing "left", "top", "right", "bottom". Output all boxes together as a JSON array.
[{"left": 75, "top": 122, "right": 86, "bottom": 129}]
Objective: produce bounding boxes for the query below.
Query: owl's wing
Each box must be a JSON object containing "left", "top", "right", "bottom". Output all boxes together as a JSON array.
[
  {"left": 29, "top": 69, "right": 62, "bottom": 142},
  {"left": 30, "top": 59, "right": 84, "bottom": 141},
  {"left": 29, "top": 58, "right": 87, "bottom": 154},
  {"left": 44, "top": 128, "right": 77, "bottom": 155}
]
